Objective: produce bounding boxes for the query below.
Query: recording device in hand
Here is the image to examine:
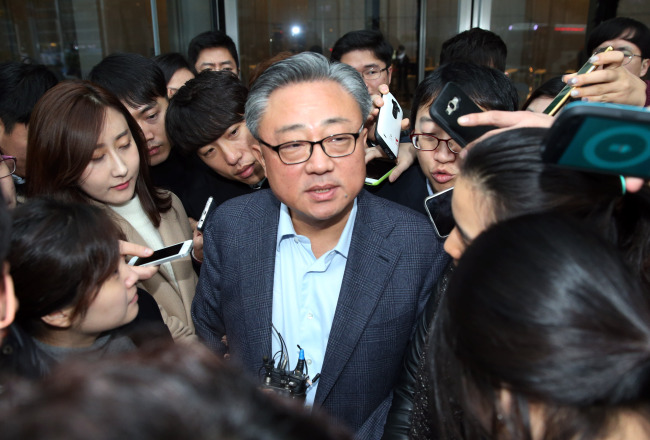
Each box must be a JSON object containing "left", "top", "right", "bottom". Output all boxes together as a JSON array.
[
  {"left": 429, "top": 82, "right": 497, "bottom": 147},
  {"left": 128, "top": 240, "right": 193, "bottom": 266},
  {"left": 196, "top": 196, "right": 214, "bottom": 232},
  {"left": 543, "top": 46, "right": 612, "bottom": 116},
  {"left": 542, "top": 102, "right": 650, "bottom": 179}
]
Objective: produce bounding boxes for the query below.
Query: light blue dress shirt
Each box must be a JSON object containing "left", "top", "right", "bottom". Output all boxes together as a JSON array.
[{"left": 271, "top": 199, "right": 358, "bottom": 407}]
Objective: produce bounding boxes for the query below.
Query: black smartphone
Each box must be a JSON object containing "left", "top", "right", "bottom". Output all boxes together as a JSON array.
[
  {"left": 374, "top": 91, "right": 403, "bottom": 160},
  {"left": 365, "top": 159, "right": 396, "bottom": 186},
  {"left": 196, "top": 196, "right": 214, "bottom": 232},
  {"left": 424, "top": 187, "right": 455, "bottom": 238},
  {"left": 428, "top": 82, "right": 497, "bottom": 148},
  {"left": 543, "top": 46, "right": 612, "bottom": 116},
  {"left": 542, "top": 102, "right": 650, "bottom": 179}
]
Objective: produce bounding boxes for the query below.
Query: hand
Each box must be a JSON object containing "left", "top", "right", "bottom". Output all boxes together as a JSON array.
[
  {"left": 119, "top": 240, "right": 158, "bottom": 281},
  {"left": 563, "top": 50, "right": 647, "bottom": 107},
  {"left": 388, "top": 142, "right": 417, "bottom": 182},
  {"left": 188, "top": 217, "right": 204, "bottom": 262},
  {"left": 457, "top": 110, "right": 554, "bottom": 153}
]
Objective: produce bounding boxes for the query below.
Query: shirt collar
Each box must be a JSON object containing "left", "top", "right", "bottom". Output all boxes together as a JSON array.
[{"left": 277, "top": 199, "right": 358, "bottom": 259}]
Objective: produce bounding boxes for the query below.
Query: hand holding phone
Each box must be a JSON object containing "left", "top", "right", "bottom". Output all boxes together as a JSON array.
[
  {"left": 128, "top": 240, "right": 193, "bottom": 267},
  {"left": 196, "top": 196, "right": 214, "bottom": 232},
  {"left": 543, "top": 46, "right": 613, "bottom": 116},
  {"left": 429, "top": 82, "right": 497, "bottom": 147}
]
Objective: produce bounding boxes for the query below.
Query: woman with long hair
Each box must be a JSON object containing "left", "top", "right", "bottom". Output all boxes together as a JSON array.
[{"left": 26, "top": 81, "right": 198, "bottom": 342}]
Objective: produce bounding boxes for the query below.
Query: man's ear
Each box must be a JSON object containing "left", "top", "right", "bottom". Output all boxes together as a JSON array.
[
  {"left": 0, "top": 262, "right": 17, "bottom": 329},
  {"left": 41, "top": 307, "right": 74, "bottom": 328},
  {"left": 251, "top": 142, "right": 267, "bottom": 174},
  {"left": 640, "top": 58, "right": 649, "bottom": 78}
]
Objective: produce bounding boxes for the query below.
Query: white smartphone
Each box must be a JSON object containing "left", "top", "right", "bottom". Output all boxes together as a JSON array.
[
  {"left": 374, "top": 92, "right": 403, "bottom": 160},
  {"left": 196, "top": 196, "right": 214, "bottom": 232},
  {"left": 128, "top": 240, "right": 193, "bottom": 267}
]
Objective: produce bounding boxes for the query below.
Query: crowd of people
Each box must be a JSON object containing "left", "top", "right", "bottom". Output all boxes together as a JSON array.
[{"left": 0, "top": 15, "right": 648, "bottom": 440}]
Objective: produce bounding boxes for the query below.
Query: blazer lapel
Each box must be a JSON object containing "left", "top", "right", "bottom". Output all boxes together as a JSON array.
[
  {"left": 237, "top": 193, "right": 280, "bottom": 369},
  {"left": 315, "top": 191, "right": 401, "bottom": 403}
]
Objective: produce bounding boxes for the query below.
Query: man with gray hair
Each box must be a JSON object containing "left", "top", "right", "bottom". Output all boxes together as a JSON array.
[{"left": 192, "top": 52, "right": 446, "bottom": 439}]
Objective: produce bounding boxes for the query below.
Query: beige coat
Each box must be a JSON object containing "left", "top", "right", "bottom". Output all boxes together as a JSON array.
[{"left": 102, "top": 193, "right": 198, "bottom": 343}]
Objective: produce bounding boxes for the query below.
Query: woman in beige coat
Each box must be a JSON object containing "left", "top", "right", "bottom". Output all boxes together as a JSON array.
[{"left": 25, "top": 80, "right": 198, "bottom": 342}]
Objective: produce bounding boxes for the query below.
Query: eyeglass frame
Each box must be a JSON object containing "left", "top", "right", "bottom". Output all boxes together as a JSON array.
[
  {"left": 592, "top": 46, "right": 643, "bottom": 66},
  {"left": 0, "top": 155, "right": 16, "bottom": 179},
  {"left": 361, "top": 66, "right": 389, "bottom": 81},
  {"left": 257, "top": 125, "right": 365, "bottom": 165},
  {"left": 409, "top": 132, "right": 462, "bottom": 154}
]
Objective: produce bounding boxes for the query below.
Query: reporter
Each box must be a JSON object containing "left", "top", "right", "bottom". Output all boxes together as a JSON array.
[
  {"left": 26, "top": 81, "right": 198, "bottom": 342},
  {"left": 433, "top": 214, "right": 650, "bottom": 440}
]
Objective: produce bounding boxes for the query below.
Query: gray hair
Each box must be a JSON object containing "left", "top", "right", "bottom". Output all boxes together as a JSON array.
[{"left": 245, "top": 52, "right": 372, "bottom": 138}]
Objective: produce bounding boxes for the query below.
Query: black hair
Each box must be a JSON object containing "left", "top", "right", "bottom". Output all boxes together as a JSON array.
[
  {"left": 440, "top": 28, "right": 508, "bottom": 72},
  {"left": 521, "top": 76, "right": 568, "bottom": 110},
  {"left": 0, "top": 201, "right": 9, "bottom": 264},
  {"left": 88, "top": 53, "right": 167, "bottom": 108},
  {"left": 9, "top": 198, "right": 124, "bottom": 338},
  {"left": 587, "top": 17, "right": 650, "bottom": 59},
  {"left": 431, "top": 213, "right": 650, "bottom": 440},
  {"left": 166, "top": 71, "right": 248, "bottom": 155},
  {"left": 331, "top": 30, "right": 394, "bottom": 68},
  {"left": 0, "top": 343, "right": 353, "bottom": 440},
  {"left": 187, "top": 30, "right": 240, "bottom": 72},
  {"left": 410, "top": 61, "right": 518, "bottom": 129},
  {"left": 0, "top": 62, "right": 58, "bottom": 134},
  {"left": 152, "top": 52, "right": 193, "bottom": 85},
  {"left": 461, "top": 127, "right": 650, "bottom": 289}
]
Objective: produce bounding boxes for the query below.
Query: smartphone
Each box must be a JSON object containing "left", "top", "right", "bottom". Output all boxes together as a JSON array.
[
  {"left": 196, "top": 196, "right": 214, "bottom": 232},
  {"left": 542, "top": 101, "right": 650, "bottom": 179},
  {"left": 543, "top": 46, "right": 613, "bottom": 116},
  {"left": 365, "top": 159, "right": 396, "bottom": 186},
  {"left": 424, "top": 187, "right": 455, "bottom": 238},
  {"left": 374, "top": 92, "right": 403, "bottom": 160},
  {"left": 429, "top": 82, "right": 497, "bottom": 148},
  {"left": 128, "top": 240, "right": 193, "bottom": 267}
]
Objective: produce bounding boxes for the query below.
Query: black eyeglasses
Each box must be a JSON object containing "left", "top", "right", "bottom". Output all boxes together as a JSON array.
[
  {"left": 0, "top": 155, "right": 16, "bottom": 179},
  {"left": 410, "top": 133, "right": 462, "bottom": 154},
  {"left": 258, "top": 126, "right": 364, "bottom": 165},
  {"left": 361, "top": 67, "right": 389, "bottom": 80},
  {"left": 592, "top": 46, "right": 643, "bottom": 66}
]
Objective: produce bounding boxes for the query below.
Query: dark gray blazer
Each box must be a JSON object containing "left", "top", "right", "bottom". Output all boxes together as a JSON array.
[{"left": 192, "top": 189, "right": 448, "bottom": 440}]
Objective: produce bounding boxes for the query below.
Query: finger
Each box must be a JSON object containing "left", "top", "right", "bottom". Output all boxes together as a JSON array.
[
  {"left": 378, "top": 84, "right": 389, "bottom": 95},
  {"left": 131, "top": 265, "right": 159, "bottom": 281},
  {"left": 400, "top": 117, "right": 410, "bottom": 131},
  {"left": 365, "top": 146, "right": 386, "bottom": 164},
  {"left": 388, "top": 143, "right": 416, "bottom": 182},
  {"left": 625, "top": 177, "right": 645, "bottom": 193},
  {"left": 119, "top": 240, "right": 153, "bottom": 258},
  {"left": 588, "top": 50, "right": 625, "bottom": 68}
]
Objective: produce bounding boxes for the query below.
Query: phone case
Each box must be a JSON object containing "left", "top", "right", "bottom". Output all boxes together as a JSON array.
[
  {"left": 428, "top": 82, "right": 497, "bottom": 147},
  {"left": 374, "top": 92, "right": 403, "bottom": 160},
  {"left": 542, "top": 102, "right": 650, "bottom": 179}
]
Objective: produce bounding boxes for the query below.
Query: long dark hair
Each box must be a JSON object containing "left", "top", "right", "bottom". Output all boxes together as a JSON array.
[
  {"left": 9, "top": 198, "right": 125, "bottom": 338},
  {"left": 460, "top": 127, "right": 650, "bottom": 289},
  {"left": 26, "top": 80, "right": 171, "bottom": 227},
  {"left": 431, "top": 214, "right": 650, "bottom": 440}
]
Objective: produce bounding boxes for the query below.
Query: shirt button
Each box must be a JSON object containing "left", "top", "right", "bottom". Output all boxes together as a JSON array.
[
  {"left": 293, "top": 237, "right": 299, "bottom": 243},
  {"left": 307, "top": 359, "right": 312, "bottom": 365},
  {"left": 307, "top": 313, "right": 313, "bottom": 319}
]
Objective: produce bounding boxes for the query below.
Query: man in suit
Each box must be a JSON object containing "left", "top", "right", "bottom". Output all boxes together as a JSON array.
[{"left": 192, "top": 52, "right": 447, "bottom": 439}]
